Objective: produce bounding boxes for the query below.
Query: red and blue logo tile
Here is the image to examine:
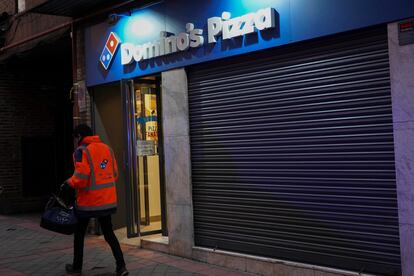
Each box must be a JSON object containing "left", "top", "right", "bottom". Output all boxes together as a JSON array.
[{"left": 100, "top": 32, "right": 120, "bottom": 70}]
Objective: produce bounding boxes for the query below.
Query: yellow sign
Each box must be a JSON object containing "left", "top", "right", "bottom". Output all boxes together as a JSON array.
[
  {"left": 145, "top": 94, "right": 157, "bottom": 117},
  {"left": 146, "top": 121, "right": 158, "bottom": 141}
]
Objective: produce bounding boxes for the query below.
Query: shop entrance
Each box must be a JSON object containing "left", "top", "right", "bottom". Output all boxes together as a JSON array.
[{"left": 122, "top": 76, "right": 167, "bottom": 237}]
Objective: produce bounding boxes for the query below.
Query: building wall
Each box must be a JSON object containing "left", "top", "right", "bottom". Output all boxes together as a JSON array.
[
  {"left": 6, "top": 12, "right": 70, "bottom": 44},
  {"left": 0, "top": 0, "right": 16, "bottom": 14},
  {"left": 0, "top": 65, "right": 56, "bottom": 210},
  {"left": 388, "top": 21, "right": 414, "bottom": 276},
  {"left": 0, "top": 4, "right": 74, "bottom": 213},
  {"left": 17, "top": 0, "right": 48, "bottom": 13},
  {"left": 2, "top": 8, "right": 71, "bottom": 61},
  {"left": 23, "top": 0, "right": 47, "bottom": 11}
]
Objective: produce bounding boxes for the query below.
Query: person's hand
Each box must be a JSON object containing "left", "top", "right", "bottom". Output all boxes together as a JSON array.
[
  {"left": 60, "top": 180, "right": 71, "bottom": 190},
  {"left": 60, "top": 183, "right": 66, "bottom": 191}
]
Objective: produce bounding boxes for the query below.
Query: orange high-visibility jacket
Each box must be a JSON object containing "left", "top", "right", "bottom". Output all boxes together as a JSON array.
[{"left": 68, "top": 136, "right": 118, "bottom": 212}]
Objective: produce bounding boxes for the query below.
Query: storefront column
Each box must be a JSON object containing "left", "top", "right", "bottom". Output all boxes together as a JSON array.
[
  {"left": 388, "top": 21, "right": 414, "bottom": 276},
  {"left": 161, "top": 68, "right": 194, "bottom": 258}
]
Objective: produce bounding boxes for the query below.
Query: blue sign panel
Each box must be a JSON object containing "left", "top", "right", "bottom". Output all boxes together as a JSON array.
[{"left": 85, "top": 0, "right": 414, "bottom": 86}]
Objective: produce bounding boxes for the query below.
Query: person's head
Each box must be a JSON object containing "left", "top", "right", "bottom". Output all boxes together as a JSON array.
[{"left": 73, "top": 124, "right": 93, "bottom": 142}]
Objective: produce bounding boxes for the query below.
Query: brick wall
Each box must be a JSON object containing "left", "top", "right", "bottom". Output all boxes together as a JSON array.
[
  {"left": 0, "top": 0, "right": 16, "bottom": 14},
  {"left": 0, "top": 2, "right": 76, "bottom": 213},
  {"left": 0, "top": 64, "right": 56, "bottom": 198},
  {"left": 24, "top": 0, "right": 47, "bottom": 11},
  {"left": 5, "top": 13, "right": 71, "bottom": 46}
]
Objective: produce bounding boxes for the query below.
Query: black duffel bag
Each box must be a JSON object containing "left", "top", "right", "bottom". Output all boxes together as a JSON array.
[{"left": 40, "top": 189, "right": 78, "bottom": 235}]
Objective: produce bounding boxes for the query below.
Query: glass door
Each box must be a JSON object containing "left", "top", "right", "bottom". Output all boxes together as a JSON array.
[{"left": 122, "top": 76, "right": 166, "bottom": 238}]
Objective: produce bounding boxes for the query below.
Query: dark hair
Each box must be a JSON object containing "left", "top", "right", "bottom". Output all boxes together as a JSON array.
[{"left": 73, "top": 124, "right": 93, "bottom": 138}]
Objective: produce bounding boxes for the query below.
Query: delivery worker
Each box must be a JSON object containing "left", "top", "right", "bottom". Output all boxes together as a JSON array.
[{"left": 64, "top": 124, "right": 128, "bottom": 276}]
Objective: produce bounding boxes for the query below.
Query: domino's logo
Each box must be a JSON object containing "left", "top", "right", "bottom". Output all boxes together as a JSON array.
[
  {"left": 100, "top": 32, "right": 120, "bottom": 70},
  {"left": 100, "top": 159, "right": 109, "bottom": 169}
]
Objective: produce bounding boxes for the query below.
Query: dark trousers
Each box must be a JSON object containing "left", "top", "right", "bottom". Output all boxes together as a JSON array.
[{"left": 73, "top": 215, "right": 125, "bottom": 270}]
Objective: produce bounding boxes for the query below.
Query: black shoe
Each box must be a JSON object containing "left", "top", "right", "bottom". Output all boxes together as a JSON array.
[
  {"left": 116, "top": 266, "right": 129, "bottom": 276},
  {"left": 65, "top": 264, "right": 81, "bottom": 275}
]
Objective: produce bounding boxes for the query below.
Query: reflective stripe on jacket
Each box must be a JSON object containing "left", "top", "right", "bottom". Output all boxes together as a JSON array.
[{"left": 68, "top": 136, "right": 118, "bottom": 212}]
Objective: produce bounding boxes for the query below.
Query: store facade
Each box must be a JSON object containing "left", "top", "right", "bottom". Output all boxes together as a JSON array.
[{"left": 82, "top": 1, "right": 414, "bottom": 275}]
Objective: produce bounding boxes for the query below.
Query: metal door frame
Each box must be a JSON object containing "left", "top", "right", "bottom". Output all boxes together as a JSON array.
[
  {"left": 121, "top": 78, "right": 140, "bottom": 238},
  {"left": 122, "top": 76, "right": 168, "bottom": 237}
]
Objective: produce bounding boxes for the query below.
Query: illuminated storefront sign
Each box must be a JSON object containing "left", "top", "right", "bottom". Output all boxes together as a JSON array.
[
  {"left": 207, "top": 7, "right": 275, "bottom": 42},
  {"left": 86, "top": 0, "right": 414, "bottom": 86},
  {"left": 117, "top": 7, "right": 276, "bottom": 67}
]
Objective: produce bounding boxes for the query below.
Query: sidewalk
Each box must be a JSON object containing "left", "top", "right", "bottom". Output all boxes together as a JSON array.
[{"left": 0, "top": 213, "right": 252, "bottom": 276}]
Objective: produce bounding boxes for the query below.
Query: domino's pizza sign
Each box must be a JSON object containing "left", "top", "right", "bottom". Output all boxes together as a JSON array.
[
  {"left": 99, "top": 8, "right": 276, "bottom": 71},
  {"left": 100, "top": 32, "right": 120, "bottom": 70}
]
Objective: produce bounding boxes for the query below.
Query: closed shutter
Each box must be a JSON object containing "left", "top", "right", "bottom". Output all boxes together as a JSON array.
[{"left": 188, "top": 26, "right": 400, "bottom": 275}]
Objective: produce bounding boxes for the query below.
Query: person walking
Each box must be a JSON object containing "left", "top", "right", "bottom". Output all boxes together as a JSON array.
[{"left": 64, "top": 124, "right": 128, "bottom": 276}]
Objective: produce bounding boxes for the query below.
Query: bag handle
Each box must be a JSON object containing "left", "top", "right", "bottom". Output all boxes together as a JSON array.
[
  {"left": 45, "top": 183, "right": 72, "bottom": 210},
  {"left": 55, "top": 194, "right": 71, "bottom": 210}
]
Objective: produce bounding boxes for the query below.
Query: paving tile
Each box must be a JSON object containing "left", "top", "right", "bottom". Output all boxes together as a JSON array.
[
  {"left": 0, "top": 214, "right": 250, "bottom": 276},
  {"left": 0, "top": 268, "right": 27, "bottom": 275},
  {"left": 175, "top": 261, "right": 211, "bottom": 273}
]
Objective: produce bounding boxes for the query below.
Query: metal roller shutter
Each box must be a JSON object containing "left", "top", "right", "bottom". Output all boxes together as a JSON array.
[{"left": 188, "top": 26, "right": 400, "bottom": 275}]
